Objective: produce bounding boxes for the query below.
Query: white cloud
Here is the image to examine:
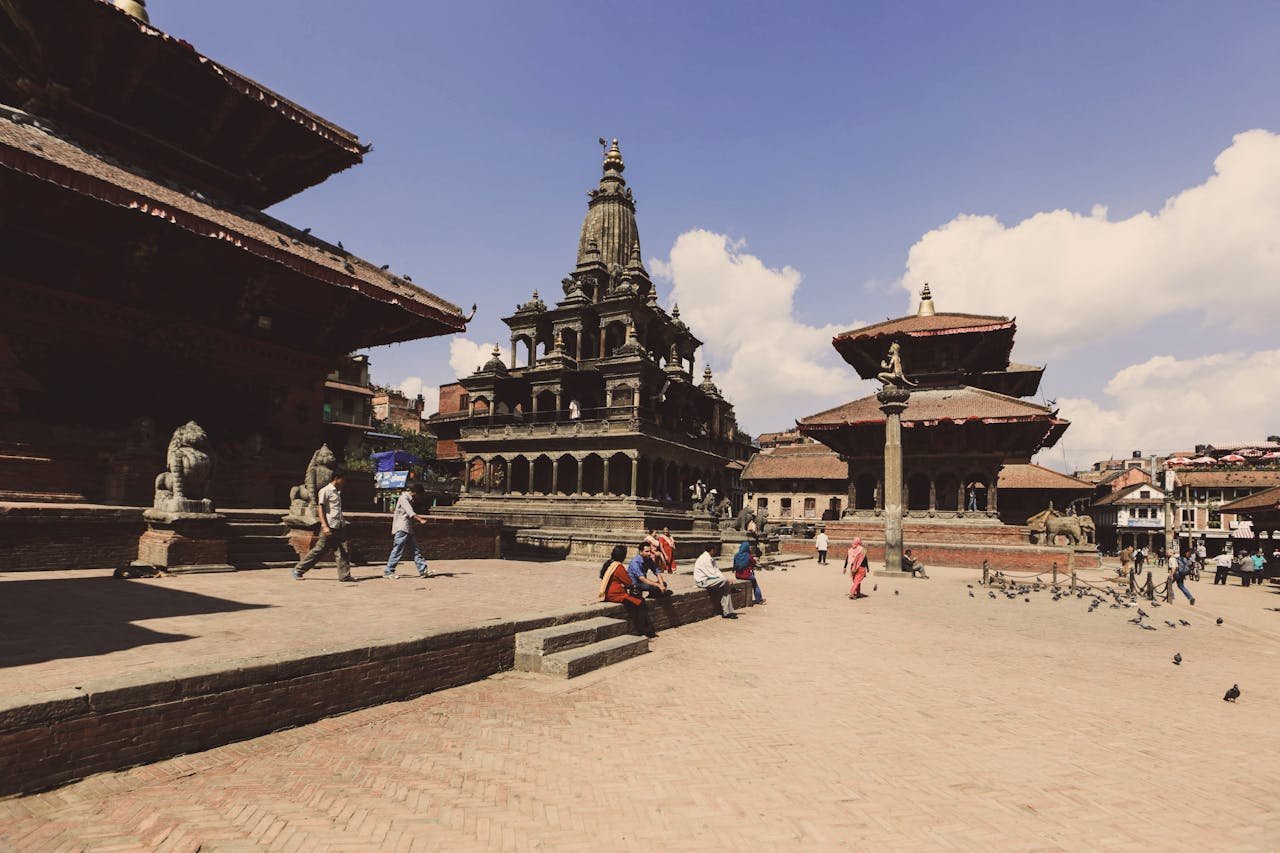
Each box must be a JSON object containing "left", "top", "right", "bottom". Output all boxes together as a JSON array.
[
  {"left": 903, "top": 129, "right": 1280, "bottom": 358},
  {"left": 397, "top": 377, "right": 439, "bottom": 416},
  {"left": 1040, "top": 349, "right": 1280, "bottom": 473},
  {"left": 651, "top": 229, "right": 865, "bottom": 434},
  {"left": 448, "top": 337, "right": 497, "bottom": 378}
]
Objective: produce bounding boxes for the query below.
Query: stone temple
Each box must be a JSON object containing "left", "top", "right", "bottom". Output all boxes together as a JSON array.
[{"left": 429, "top": 141, "right": 754, "bottom": 559}]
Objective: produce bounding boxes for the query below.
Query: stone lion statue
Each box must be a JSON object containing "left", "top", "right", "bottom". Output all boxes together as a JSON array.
[
  {"left": 288, "top": 444, "right": 336, "bottom": 522},
  {"left": 153, "top": 420, "right": 215, "bottom": 512}
]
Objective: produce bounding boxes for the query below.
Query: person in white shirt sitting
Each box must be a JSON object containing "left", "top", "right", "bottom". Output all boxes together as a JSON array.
[{"left": 693, "top": 543, "right": 737, "bottom": 619}]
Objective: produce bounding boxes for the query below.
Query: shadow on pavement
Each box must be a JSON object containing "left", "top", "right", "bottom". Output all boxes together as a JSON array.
[{"left": 0, "top": 576, "right": 271, "bottom": 669}]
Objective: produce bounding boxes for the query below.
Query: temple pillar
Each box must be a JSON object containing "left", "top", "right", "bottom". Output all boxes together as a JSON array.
[
  {"left": 988, "top": 471, "right": 999, "bottom": 514},
  {"left": 602, "top": 457, "right": 611, "bottom": 496},
  {"left": 877, "top": 387, "right": 910, "bottom": 576},
  {"left": 576, "top": 455, "right": 585, "bottom": 495},
  {"left": 956, "top": 479, "right": 964, "bottom": 513},
  {"left": 509, "top": 339, "right": 516, "bottom": 369},
  {"left": 483, "top": 457, "right": 493, "bottom": 493},
  {"left": 928, "top": 476, "right": 937, "bottom": 512},
  {"left": 875, "top": 477, "right": 883, "bottom": 511},
  {"left": 502, "top": 462, "right": 511, "bottom": 494},
  {"left": 630, "top": 454, "right": 639, "bottom": 497},
  {"left": 550, "top": 461, "right": 559, "bottom": 495}
]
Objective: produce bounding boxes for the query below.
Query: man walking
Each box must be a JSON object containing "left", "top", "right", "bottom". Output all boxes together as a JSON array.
[
  {"left": 814, "top": 528, "right": 829, "bottom": 565},
  {"left": 1171, "top": 550, "right": 1195, "bottom": 605},
  {"left": 384, "top": 482, "right": 431, "bottom": 579},
  {"left": 693, "top": 543, "right": 737, "bottom": 619},
  {"left": 293, "top": 471, "right": 353, "bottom": 582}
]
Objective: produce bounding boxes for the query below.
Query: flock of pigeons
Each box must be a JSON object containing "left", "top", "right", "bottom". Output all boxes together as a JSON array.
[{"left": 974, "top": 571, "right": 1243, "bottom": 704}]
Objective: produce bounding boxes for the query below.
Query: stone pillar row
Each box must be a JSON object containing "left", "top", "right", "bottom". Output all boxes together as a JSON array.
[{"left": 467, "top": 451, "right": 725, "bottom": 503}]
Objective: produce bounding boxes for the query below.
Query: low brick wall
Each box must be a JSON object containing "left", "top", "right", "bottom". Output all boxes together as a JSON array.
[
  {"left": 0, "top": 581, "right": 751, "bottom": 797},
  {"left": 339, "top": 513, "right": 502, "bottom": 562},
  {"left": 0, "top": 503, "right": 145, "bottom": 572}
]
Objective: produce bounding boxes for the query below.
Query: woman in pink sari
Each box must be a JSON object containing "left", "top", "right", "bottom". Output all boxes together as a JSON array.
[{"left": 843, "top": 537, "right": 868, "bottom": 599}]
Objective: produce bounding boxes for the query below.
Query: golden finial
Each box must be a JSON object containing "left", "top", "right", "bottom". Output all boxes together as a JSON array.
[
  {"left": 917, "top": 282, "right": 936, "bottom": 317},
  {"left": 114, "top": 0, "right": 150, "bottom": 22},
  {"left": 603, "top": 138, "right": 625, "bottom": 173}
]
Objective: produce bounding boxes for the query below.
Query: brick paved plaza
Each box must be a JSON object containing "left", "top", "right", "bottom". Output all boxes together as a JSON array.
[{"left": 2, "top": 559, "right": 1279, "bottom": 850}]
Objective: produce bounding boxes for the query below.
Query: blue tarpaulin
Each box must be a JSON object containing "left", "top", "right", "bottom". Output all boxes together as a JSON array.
[{"left": 370, "top": 450, "right": 422, "bottom": 472}]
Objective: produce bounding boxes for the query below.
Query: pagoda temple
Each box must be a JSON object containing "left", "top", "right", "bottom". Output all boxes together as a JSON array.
[
  {"left": 429, "top": 141, "right": 753, "bottom": 558},
  {"left": 793, "top": 285, "right": 1097, "bottom": 570},
  {"left": 0, "top": 0, "right": 473, "bottom": 568}
]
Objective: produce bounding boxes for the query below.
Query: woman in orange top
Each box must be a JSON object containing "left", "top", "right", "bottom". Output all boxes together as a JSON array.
[
  {"left": 598, "top": 544, "right": 656, "bottom": 637},
  {"left": 843, "top": 537, "right": 868, "bottom": 599}
]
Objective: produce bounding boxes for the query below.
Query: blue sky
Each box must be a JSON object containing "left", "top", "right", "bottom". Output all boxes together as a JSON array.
[{"left": 153, "top": 1, "right": 1280, "bottom": 468}]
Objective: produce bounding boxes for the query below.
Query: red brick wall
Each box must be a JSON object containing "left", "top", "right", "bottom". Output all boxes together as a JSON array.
[
  {"left": 0, "top": 581, "right": 751, "bottom": 796},
  {"left": 0, "top": 505, "right": 144, "bottom": 571},
  {"left": 437, "top": 383, "right": 467, "bottom": 415}
]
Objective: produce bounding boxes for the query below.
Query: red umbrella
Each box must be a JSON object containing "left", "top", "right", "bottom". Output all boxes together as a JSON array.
[
  {"left": 1191, "top": 455, "right": 1217, "bottom": 465},
  {"left": 1166, "top": 457, "right": 1191, "bottom": 466},
  {"left": 1221, "top": 453, "right": 1247, "bottom": 463}
]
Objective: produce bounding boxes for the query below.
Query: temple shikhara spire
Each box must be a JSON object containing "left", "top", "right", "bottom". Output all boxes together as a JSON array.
[{"left": 429, "top": 141, "right": 754, "bottom": 557}]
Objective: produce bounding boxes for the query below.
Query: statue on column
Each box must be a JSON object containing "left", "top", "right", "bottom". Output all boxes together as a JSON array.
[{"left": 876, "top": 341, "right": 917, "bottom": 388}]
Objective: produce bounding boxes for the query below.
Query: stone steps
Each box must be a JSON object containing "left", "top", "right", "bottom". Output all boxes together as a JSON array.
[
  {"left": 226, "top": 521, "right": 298, "bottom": 569},
  {"left": 514, "top": 616, "right": 647, "bottom": 678}
]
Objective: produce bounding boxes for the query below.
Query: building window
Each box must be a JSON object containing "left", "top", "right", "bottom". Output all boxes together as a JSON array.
[
  {"left": 1139, "top": 490, "right": 1150, "bottom": 499},
  {"left": 757, "top": 497, "right": 768, "bottom": 513},
  {"left": 1180, "top": 508, "right": 1194, "bottom": 524},
  {"left": 803, "top": 497, "right": 816, "bottom": 518},
  {"left": 780, "top": 498, "right": 792, "bottom": 518},
  {"left": 1208, "top": 506, "right": 1222, "bottom": 529}
]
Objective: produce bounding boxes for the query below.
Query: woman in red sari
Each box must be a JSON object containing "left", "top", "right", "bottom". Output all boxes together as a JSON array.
[
  {"left": 657, "top": 527, "right": 677, "bottom": 574},
  {"left": 598, "top": 544, "right": 656, "bottom": 637},
  {"left": 843, "top": 537, "right": 868, "bottom": 599}
]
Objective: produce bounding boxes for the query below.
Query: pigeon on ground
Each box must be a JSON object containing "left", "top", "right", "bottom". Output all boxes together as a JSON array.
[
  {"left": 989, "top": 591, "right": 997, "bottom": 599},
  {"left": 1173, "top": 653, "right": 1182, "bottom": 665},
  {"left": 1141, "top": 624, "right": 1157, "bottom": 631},
  {"left": 1179, "top": 619, "right": 1190, "bottom": 627},
  {"left": 894, "top": 590, "right": 899, "bottom": 596},
  {"left": 1024, "top": 598, "right": 1030, "bottom": 603},
  {"left": 1164, "top": 621, "right": 1177, "bottom": 628},
  {"left": 1224, "top": 684, "right": 1240, "bottom": 702},
  {"left": 1216, "top": 617, "right": 1224, "bottom": 625},
  {"left": 969, "top": 591, "right": 974, "bottom": 598},
  {"left": 873, "top": 584, "right": 878, "bottom": 592},
  {"left": 1138, "top": 608, "right": 1148, "bottom": 618},
  {"left": 1128, "top": 617, "right": 1143, "bottom": 624}
]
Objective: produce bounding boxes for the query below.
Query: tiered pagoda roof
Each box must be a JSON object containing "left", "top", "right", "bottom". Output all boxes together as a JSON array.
[{"left": 798, "top": 285, "right": 1068, "bottom": 462}]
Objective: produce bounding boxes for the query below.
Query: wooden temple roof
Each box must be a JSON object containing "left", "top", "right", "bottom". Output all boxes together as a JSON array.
[
  {"left": 799, "top": 386, "right": 1063, "bottom": 429},
  {"left": 0, "top": 0, "right": 367, "bottom": 207},
  {"left": 0, "top": 107, "right": 467, "bottom": 343},
  {"left": 996, "top": 463, "right": 1094, "bottom": 492},
  {"left": 742, "top": 444, "right": 845, "bottom": 482}
]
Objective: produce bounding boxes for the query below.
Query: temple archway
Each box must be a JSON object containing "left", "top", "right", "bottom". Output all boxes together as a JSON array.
[
  {"left": 510, "top": 455, "right": 530, "bottom": 494},
  {"left": 531, "top": 455, "right": 553, "bottom": 494},
  {"left": 582, "top": 454, "right": 604, "bottom": 495},
  {"left": 854, "top": 473, "right": 877, "bottom": 510},
  {"left": 907, "top": 473, "right": 931, "bottom": 511},
  {"left": 608, "top": 453, "right": 632, "bottom": 496},
  {"left": 935, "top": 473, "right": 960, "bottom": 512},
  {"left": 556, "top": 454, "right": 578, "bottom": 495}
]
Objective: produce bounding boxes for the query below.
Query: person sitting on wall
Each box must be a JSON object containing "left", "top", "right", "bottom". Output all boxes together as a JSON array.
[
  {"left": 627, "top": 541, "right": 672, "bottom": 598},
  {"left": 903, "top": 548, "right": 929, "bottom": 579},
  {"left": 599, "top": 544, "right": 656, "bottom": 638}
]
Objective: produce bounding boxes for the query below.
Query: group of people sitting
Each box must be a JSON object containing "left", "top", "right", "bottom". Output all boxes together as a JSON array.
[{"left": 596, "top": 537, "right": 766, "bottom": 637}]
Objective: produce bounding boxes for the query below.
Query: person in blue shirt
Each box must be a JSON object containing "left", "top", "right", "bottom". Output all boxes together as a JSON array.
[{"left": 627, "top": 541, "right": 671, "bottom": 598}]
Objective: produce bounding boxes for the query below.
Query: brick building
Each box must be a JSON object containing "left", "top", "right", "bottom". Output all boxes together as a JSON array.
[{"left": 371, "top": 386, "right": 427, "bottom": 433}]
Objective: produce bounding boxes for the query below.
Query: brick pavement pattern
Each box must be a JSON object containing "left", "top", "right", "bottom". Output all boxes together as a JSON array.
[{"left": 3, "top": 562, "right": 1280, "bottom": 850}]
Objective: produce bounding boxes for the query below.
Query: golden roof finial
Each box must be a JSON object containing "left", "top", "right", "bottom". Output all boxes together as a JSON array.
[
  {"left": 917, "top": 282, "right": 936, "bottom": 317},
  {"left": 603, "top": 138, "right": 625, "bottom": 173},
  {"left": 114, "top": 0, "right": 150, "bottom": 22}
]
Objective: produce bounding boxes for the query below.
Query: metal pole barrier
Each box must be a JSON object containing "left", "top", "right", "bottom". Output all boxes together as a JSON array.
[
  {"left": 1144, "top": 571, "right": 1155, "bottom": 601},
  {"left": 1052, "top": 562, "right": 1058, "bottom": 588},
  {"left": 1070, "top": 570, "right": 1077, "bottom": 594},
  {"left": 982, "top": 560, "right": 989, "bottom": 586}
]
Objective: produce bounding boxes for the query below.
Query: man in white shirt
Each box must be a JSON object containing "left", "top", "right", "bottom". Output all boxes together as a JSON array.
[
  {"left": 293, "top": 472, "right": 354, "bottom": 582},
  {"left": 384, "top": 482, "right": 431, "bottom": 579},
  {"left": 814, "top": 529, "right": 829, "bottom": 564},
  {"left": 693, "top": 543, "right": 737, "bottom": 619}
]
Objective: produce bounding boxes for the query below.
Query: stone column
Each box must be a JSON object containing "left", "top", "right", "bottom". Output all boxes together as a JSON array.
[
  {"left": 928, "top": 476, "right": 937, "bottom": 512},
  {"left": 576, "top": 455, "right": 585, "bottom": 495},
  {"left": 509, "top": 339, "right": 516, "bottom": 368},
  {"left": 502, "top": 463, "right": 511, "bottom": 494},
  {"left": 551, "top": 460, "right": 559, "bottom": 495},
  {"left": 1163, "top": 496, "right": 1176, "bottom": 556},
  {"left": 483, "top": 458, "right": 493, "bottom": 493},
  {"left": 602, "top": 457, "right": 611, "bottom": 496},
  {"left": 877, "top": 386, "right": 910, "bottom": 576},
  {"left": 630, "top": 454, "right": 639, "bottom": 497},
  {"left": 988, "top": 472, "right": 999, "bottom": 514}
]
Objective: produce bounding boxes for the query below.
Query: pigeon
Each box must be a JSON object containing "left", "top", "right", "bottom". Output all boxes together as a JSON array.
[
  {"left": 1224, "top": 684, "right": 1240, "bottom": 702},
  {"left": 1216, "top": 617, "right": 1224, "bottom": 625},
  {"left": 873, "top": 584, "right": 878, "bottom": 592},
  {"left": 404, "top": 274, "right": 413, "bottom": 281},
  {"left": 1137, "top": 608, "right": 1148, "bottom": 618},
  {"left": 1164, "top": 621, "right": 1177, "bottom": 628},
  {"left": 967, "top": 584, "right": 973, "bottom": 589},
  {"left": 1179, "top": 619, "right": 1190, "bottom": 627},
  {"left": 989, "top": 592, "right": 997, "bottom": 599},
  {"left": 968, "top": 591, "right": 974, "bottom": 598},
  {"left": 1173, "top": 653, "right": 1182, "bottom": 665},
  {"left": 380, "top": 263, "right": 390, "bottom": 270},
  {"left": 302, "top": 227, "right": 311, "bottom": 234},
  {"left": 1024, "top": 598, "right": 1030, "bottom": 603},
  {"left": 894, "top": 590, "right": 899, "bottom": 596},
  {"left": 1141, "top": 624, "right": 1157, "bottom": 631},
  {"left": 337, "top": 240, "right": 345, "bottom": 251},
  {"left": 1128, "top": 616, "right": 1143, "bottom": 624}
]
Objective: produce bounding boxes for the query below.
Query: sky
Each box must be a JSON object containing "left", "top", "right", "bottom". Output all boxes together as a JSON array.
[{"left": 152, "top": 1, "right": 1280, "bottom": 472}]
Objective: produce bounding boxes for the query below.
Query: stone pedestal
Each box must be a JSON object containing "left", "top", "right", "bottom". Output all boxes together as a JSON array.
[
  {"left": 282, "top": 509, "right": 321, "bottom": 560},
  {"left": 876, "top": 386, "right": 912, "bottom": 577},
  {"left": 135, "top": 510, "right": 232, "bottom": 573}
]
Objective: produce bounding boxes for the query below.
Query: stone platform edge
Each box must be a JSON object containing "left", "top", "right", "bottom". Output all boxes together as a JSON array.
[
  {"left": 0, "top": 580, "right": 753, "bottom": 798},
  {"left": 780, "top": 538, "right": 1102, "bottom": 571}
]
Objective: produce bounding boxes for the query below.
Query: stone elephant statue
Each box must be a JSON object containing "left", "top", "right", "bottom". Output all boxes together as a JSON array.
[{"left": 1028, "top": 511, "right": 1087, "bottom": 546}]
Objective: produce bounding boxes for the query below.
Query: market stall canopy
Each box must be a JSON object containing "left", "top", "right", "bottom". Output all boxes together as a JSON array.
[{"left": 371, "top": 450, "right": 422, "bottom": 472}]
